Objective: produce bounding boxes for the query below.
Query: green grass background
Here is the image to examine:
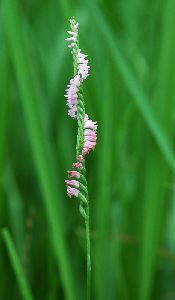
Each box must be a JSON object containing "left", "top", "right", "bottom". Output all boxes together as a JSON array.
[{"left": 1, "top": 0, "right": 175, "bottom": 299}]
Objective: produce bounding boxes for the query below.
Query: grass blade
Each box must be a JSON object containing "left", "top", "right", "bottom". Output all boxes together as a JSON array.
[
  {"left": 0, "top": 45, "right": 9, "bottom": 195},
  {"left": 3, "top": 167, "right": 25, "bottom": 256},
  {"left": 2, "top": 228, "right": 34, "bottom": 300},
  {"left": 87, "top": 2, "right": 175, "bottom": 172},
  {"left": 139, "top": 0, "right": 175, "bottom": 299},
  {"left": 94, "top": 63, "right": 117, "bottom": 299}
]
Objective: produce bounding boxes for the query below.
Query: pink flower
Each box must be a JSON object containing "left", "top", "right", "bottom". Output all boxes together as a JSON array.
[
  {"left": 65, "top": 20, "right": 91, "bottom": 118},
  {"left": 65, "top": 19, "right": 79, "bottom": 48},
  {"left": 65, "top": 180, "right": 79, "bottom": 188},
  {"left": 67, "top": 187, "right": 79, "bottom": 198},
  {"left": 72, "top": 162, "right": 82, "bottom": 169},
  {"left": 78, "top": 49, "right": 90, "bottom": 80},
  {"left": 67, "top": 170, "right": 80, "bottom": 178},
  {"left": 84, "top": 114, "right": 97, "bottom": 130},
  {"left": 77, "top": 155, "right": 84, "bottom": 162},
  {"left": 82, "top": 114, "right": 97, "bottom": 155},
  {"left": 65, "top": 75, "right": 81, "bottom": 118}
]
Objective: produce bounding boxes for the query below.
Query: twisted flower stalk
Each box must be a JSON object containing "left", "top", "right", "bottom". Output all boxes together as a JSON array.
[{"left": 64, "top": 18, "right": 97, "bottom": 299}]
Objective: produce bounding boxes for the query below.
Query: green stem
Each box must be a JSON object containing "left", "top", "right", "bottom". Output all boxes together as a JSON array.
[
  {"left": 77, "top": 82, "right": 91, "bottom": 300},
  {"left": 86, "top": 206, "right": 91, "bottom": 300}
]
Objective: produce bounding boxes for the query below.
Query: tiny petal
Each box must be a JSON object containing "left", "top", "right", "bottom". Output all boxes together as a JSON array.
[
  {"left": 77, "top": 155, "right": 84, "bottom": 162},
  {"left": 67, "top": 187, "right": 79, "bottom": 197},
  {"left": 65, "top": 37, "right": 76, "bottom": 41},
  {"left": 72, "top": 162, "right": 82, "bottom": 169},
  {"left": 65, "top": 180, "right": 79, "bottom": 188},
  {"left": 68, "top": 43, "right": 75, "bottom": 48},
  {"left": 67, "top": 31, "right": 76, "bottom": 36},
  {"left": 67, "top": 170, "right": 80, "bottom": 178}
]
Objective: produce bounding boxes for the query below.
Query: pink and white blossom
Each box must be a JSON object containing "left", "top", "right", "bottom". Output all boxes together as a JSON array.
[
  {"left": 65, "top": 18, "right": 97, "bottom": 203},
  {"left": 65, "top": 19, "right": 79, "bottom": 48},
  {"left": 67, "top": 170, "right": 80, "bottom": 178},
  {"left": 77, "top": 49, "right": 90, "bottom": 80},
  {"left": 72, "top": 162, "right": 82, "bottom": 169},
  {"left": 65, "top": 20, "right": 90, "bottom": 118},
  {"left": 67, "top": 187, "right": 79, "bottom": 198},
  {"left": 82, "top": 114, "right": 97, "bottom": 155},
  {"left": 65, "top": 75, "right": 81, "bottom": 118},
  {"left": 77, "top": 155, "right": 84, "bottom": 162},
  {"left": 65, "top": 180, "right": 79, "bottom": 188}
]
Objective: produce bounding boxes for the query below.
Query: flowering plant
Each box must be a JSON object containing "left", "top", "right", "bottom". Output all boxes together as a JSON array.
[{"left": 64, "top": 18, "right": 97, "bottom": 299}]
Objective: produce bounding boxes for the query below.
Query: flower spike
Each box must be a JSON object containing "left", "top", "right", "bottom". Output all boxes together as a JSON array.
[
  {"left": 65, "top": 18, "right": 79, "bottom": 48},
  {"left": 64, "top": 17, "right": 97, "bottom": 298}
]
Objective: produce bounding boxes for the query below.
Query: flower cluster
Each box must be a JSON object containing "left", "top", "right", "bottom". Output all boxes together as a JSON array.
[
  {"left": 82, "top": 114, "right": 97, "bottom": 155},
  {"left": 77, "top": 49, "right": 90, "bottom": 80},
  {"left": 65, "top": 19, "right": 79, "bottom": 48},
  {"left": 65, "top": 75, "right": 80, "bottom": 118},
  {"left": 65, "top": 19, "right": 90, "bottom": 119},
  {"left": 66, "top": 156, "right": 83, "bottom": 198},
  {"left": 65, "top": 18, "right": 97, "bottom": 199},
  {"left": 66, "top": 115, "right": 97, "bottom": 198}
]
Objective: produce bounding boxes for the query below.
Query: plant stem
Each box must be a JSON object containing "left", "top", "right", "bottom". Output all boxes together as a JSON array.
[{"left": 86, "top": 205, "right": 91, "bottom": 300}]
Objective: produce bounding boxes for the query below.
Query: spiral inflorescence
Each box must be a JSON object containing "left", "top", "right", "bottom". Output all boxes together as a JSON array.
[
  {"left": 65, "top": 18, "right": 97, "bottom": 224},
  {"left": 64, "top": 17, "right": 97, "bottom": 299}
]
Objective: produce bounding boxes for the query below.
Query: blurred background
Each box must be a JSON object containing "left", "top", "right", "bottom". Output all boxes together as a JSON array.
[{"left": 1, "top": 0, "right": 175, "bottom": 299}]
